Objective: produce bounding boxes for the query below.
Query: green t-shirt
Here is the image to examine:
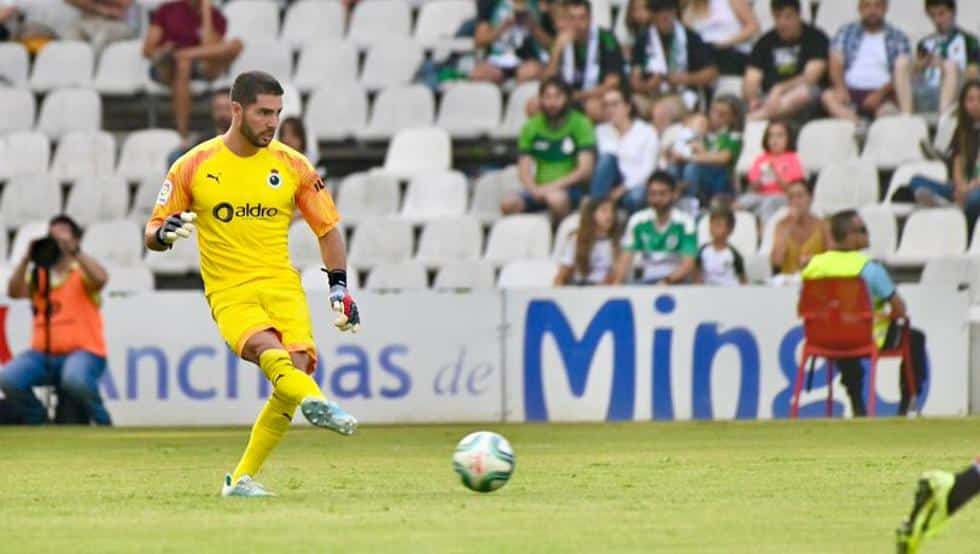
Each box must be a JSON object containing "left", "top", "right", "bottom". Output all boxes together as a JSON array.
[
  {"left": 621, "top": 208, "right": 697, "bottom": 283},
  {"left": 518, "top": 110, "right": 596, "bottom": 185},
  {"left": 707, "top": 129, "right": 742, "bottom": 172}
]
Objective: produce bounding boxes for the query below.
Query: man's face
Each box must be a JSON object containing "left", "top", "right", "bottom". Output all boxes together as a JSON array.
[
  {"left": 647, "top": 181, "right": 674, "bottom": 211},
  {"left": 773, "top": 6, "right": 802, "bottom": 40},
  {"left": 235, "top": 94, "right": 281, "bottom": 148},
  {"left": 926, "top": 5, "right": 955, "bottom": 35},
  {"left": 846, "top": 215, "right": 870, "bottom": 250},
  {"left": 859, "top": 0, "right": 887, "bottom": 29},
  {"left": 540, "top": 85, "right": 569, "bottom": 119},
  {"left": 49, "top": 222, "right": 79, "bottom": 252},
  {"left": 567, "top": 5, "right": 591, "bottom": 41},
  {"left": 212, "top": 93, "right": 232, "bottom": 134},
  {"left": 651, "top": 9, "right": 676, "bottom": 34}
]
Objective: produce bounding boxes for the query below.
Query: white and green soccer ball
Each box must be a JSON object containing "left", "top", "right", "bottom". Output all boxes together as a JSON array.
[{"left": 452, "top": 431, "right": 515, "bottom": 493}]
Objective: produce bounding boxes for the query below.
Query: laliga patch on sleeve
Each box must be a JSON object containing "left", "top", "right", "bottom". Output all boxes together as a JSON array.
[{"left": 157, "top": 180, "right": 173, "bottom": 205}]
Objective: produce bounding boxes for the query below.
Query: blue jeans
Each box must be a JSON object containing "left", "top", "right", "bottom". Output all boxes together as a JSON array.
[
  {"left": 909, "top": 175, "right": 980, "bottom": 237},
  {"left": 681, "top": 163, "right": 733, "bottom": 203},
  {"left": 0, "top": 349, "right": 111, "bottom": 425},
  {"left": 590, "top": 153, "right": 649, "bottom": 213}
]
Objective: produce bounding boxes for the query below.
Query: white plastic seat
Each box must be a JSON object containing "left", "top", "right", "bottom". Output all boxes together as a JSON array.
[
  {"left": 50, "top": 131, "right": 116, "bottom": 182},
  {"left": 798, "top": 118, "right": 858, "bottom": 173},
  {"left": 416, "top": 216, "right": 483, "bottom": 266},
  {"left": 1, "top": 175, "right": 62, "bottom": 230},
  {"left": 861, "top": 115, "right": 929, "bottom": 170},
  {"left": 0, "top": 132, "right": 50, "bottom": 180},
  {"left": 288, "top": 221, "right": 323, "bottom": 269},
  {"left": 94, "top": 39, "right": 147, "bottom": 95},
  {"left": 414, "top": 0, "right": 476, "bottom": 49},
  {"left": 434, "top": 261, "right": 496, "bottom": 290},
  {"left": 400, "top": 170, "right": 469, "bottom": 222},
  {"left": 359, "top": 38, "right": 424, "bottom": 91},
  {"left": 436, "top": 82, "right": 502, "bottom": 139},
  {"left": 497, "top": 259, "right": 558, "bottom": 288},
  {"left": 224, "top": 0, "right": 281, "bottom": 40},
  {"left": 882, "top": 160, "right": 948, "bottom": 217},
  {"left": 857, "top": 204, "right": 897, "bottom": 260},
  {"left": 378, "top": 127, "right": 451, "bottom": 179},
  {"left": 348, "top": 0, "right": 412, "bottom": 49},
  {"left": 970, "top": 220, "right": 980, "bottom": 255},
  {"left": 743, "top": 252, "right": 772, "bottom": 284},
  {"left": 336, "top": 172, "right": 400, "bottom": 225},
  {"left": 365, "top": 261, "right": 428, "bottom": 290},
  {"left": 0, "top": 42, "right": 29, "bottom": 87},
  {"left": 116, "top": 129, "right": 182, "bottom": 181},
  {"left": 8, "top": 221, "right": 49, "bottom": 265},
  {"left": 64, "top": 175, "right": 130, "bottom": 227},
  {"left": 714, "top": 76, "right": 743, "bottom": 98},
  {"left": 305, "top": 82, "right": 367, "bottom": 141},
  {"left": 348, "top": 216, "right": 414, "bottom": 268},
  {"left": 551, "top": 212, "right": 580, "bottom": 258},
  {"left": 735, "top": 119, "right": 768, "bottom": 175},
  {"left": 281, "top": 0, "right": 345, "bottom": 51},
  {"left": 36, "top": 87, "right": 102, "bottom": 140},
  {"left": 933, "top": 107, "right": 957, "bottom": 154},
  {"left": 293, "top": 39, "right": 358, "bottom": 93},
  {"left": 301, "top": 263, "right": 360, "bottom": 291},
  {"left": 491, "top": 81, "right": 539, "bottom": 140},
  {"left": 128, "top": 173, "right": 166, "bottom": 224},
  {"left": 920, "top": 256, "right": 972, "bottom": 288},
  {"left": 696, "top": 210, "right": 759, "bottom": 255},
  {"left": 470, "top": 165, "right": 521, "bottom": 224},
  {"left": 811, "top": 159, "right": 879, "bottom": 215},
  {"left": 83, "top": 219, "right": 144, "bottom": 267},
  {"left": 0, "top": 88, "right": 35, "bottom": 134},
  {"left": 758, "top": 205, "right": 790, "bottom": 255},
  {"left": 221, "top": 38, "right": 293, "bottom": 87},
  {"left": 887, "top": 208, "right": 967, "bottom": 267},
  {"left": 887, "top": 1, "right": 933, "bottom": 43},
  {"left": 29, "top": 40, "right": 94, "bottom": 92},
  {"left": 356, "top": 85, "right": 435, "bottom": 141},
  {"left": 814, "top": 0, "right": 858, "bottom": 36},
  {"left": 144, "top": 232, "right": 200, "bottom": 275},
  {"left": 590, "top": 0, "right": 612, "bottom": 28},
  {"left": 104, "top": 264, "right": 155, "bottom": 293},
  {"left": 484, "top": 215, "right": 552, "bottom": 265}
]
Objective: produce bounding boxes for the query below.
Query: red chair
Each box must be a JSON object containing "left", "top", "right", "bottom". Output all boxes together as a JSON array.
[{"left": 791, "top": 277, "right": 916, "bottom": 418}]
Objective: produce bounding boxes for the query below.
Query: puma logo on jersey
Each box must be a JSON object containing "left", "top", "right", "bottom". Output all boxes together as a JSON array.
[{"left": 206, "top": 173, "right": 221, "bottom": 184}]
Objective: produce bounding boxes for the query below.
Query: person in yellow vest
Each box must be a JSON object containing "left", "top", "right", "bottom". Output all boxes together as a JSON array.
[
  {"left": 0, "top": 215, "right": 112, "bottom": 425},
  {"left": 801, "top": 209, "right": 927, "bottom": 417}
]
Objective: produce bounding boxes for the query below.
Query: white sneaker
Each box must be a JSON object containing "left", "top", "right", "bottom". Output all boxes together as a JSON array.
[{"left": 221, "top": 473, "right": 275, "bottom": 497}]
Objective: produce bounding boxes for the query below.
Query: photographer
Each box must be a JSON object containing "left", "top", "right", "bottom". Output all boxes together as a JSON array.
[{"left": 0, "top": 215, "right": 112, "bottom": 425}]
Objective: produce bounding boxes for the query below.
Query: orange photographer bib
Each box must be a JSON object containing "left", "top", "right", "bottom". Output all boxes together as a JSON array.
[{"left": 30, "top": 267, "right": 107, "bottom": 357}]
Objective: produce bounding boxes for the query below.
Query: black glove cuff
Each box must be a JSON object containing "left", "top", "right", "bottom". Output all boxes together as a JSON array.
[
  {"left": 323, "top": 268, "right": 347, "bottom": 288},
  {"left": 154, "top": 226, "right": 172, "bottom": 250}
]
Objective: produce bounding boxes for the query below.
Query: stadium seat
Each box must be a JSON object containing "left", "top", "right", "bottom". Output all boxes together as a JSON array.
[
  {"left": 29, "top": 40, "right": 94, "bottom": 92},
  {"left": 116, "top": 129, "right": 182, "bottom": 181},
  {"left": 484, "top": 215, "right": 552, "bottom": 265},
  {"left": 887, "top": 0, "right": 933, "bottom": 43},
  {"left": 970, "top": 222, "right": 980, "bottom": 256},
  {"left": 104, "top": 264, "right": 155, "bottom": 293},
  {"left": 356, "top": 84, "right": 435, "bottom": 141},
  {"left": 64, "top": 175, "right": 130, "bottom": 227},
  {"left": 414, "top": 0, "right": 477, "bottom": 49},
  {"left": 882, "top": 160, "right": 948, "bottom": 217},
  {"left": 861, "top": 115, "right": 929, "bottom": 170},
  {"left": 93, "top": 40, "right": 147, "bottom": 95},
  {"left": 0, "top": 88, "right": 35, "bottom": 135},
  {"left": 400, "top": 171, "right": 469, "bottom": 222},
  {"left": 735, "top": 119, "right": 768, "bottom": 175},
  {"left": 551, "top": 212, "right": 580, "bottom": 258},
  {"left": 144, "top": 231, "right": 200, "bottom": 275},
  {"left": 0, "top": 217, "right": 10, "bottom": 260},
  {"left": 470, "top": 165, "right": 521, "bottom": 223},
  {"left": 590, "top": 0, "right": 612, "bottom": 28},
  {"left": 281, "top": 0, "right": 345, "bottom": 51},
  {"left": 288, "top": 221, "right": 324, "bottom": 269},
  {"left": 293, "top": 38, "right": 358, "bottom": 93},
  {"left": 490, "top": 81, "right": 539, "bottom": 140},
  {"left": 416, "top": 216, "right": 483, "bottom": 267},
  {"left": 83, "top": 219, "right": 144, "bottom": 267},
  {"left": 359, "top": 38, "right": 425, "bottom": 91},
  {"left": 335, "top": 172, "right": 401, "bottom": 226},
  {"left": 128, "top": 173, "right": 166, "bottom": 224},
  {"left": 8, "top": 221, "right": 50, "bottom": 265},
  {"left": 920, "top": 256, "right": 972, "bottom": 289},
  {"left": 497, "top": 259, "right": 558, "bottom": 288},
  {"left": 220, "top": 38, "right": 293, "bottom": 88},
  {"left": 0, "top": 42, "right": 29, "bottom": 88},
  {"left": 887, "top": 208, "right": 967, "bottom": 267},
  {"left": 743, "top": 252, "right": 772, "bottom": 284},
  {"left": 279, "top": 81, "right": 303, "bottom": 119},
  {"left": 433, "top": 261, "right": 496, "bottom": 290},
  {"left": 811, "top": 159, "right": 878, "bottom": 215},
  {"left": 36, "top": 87, "right": 102, "bottom": 140},
  {"left": 758, "top": 205, "right": 791, "bottom": 254},
  {"left": 379, "top": 127, "right": 452, "bottom": 179},
  {"left": 714, "top": 76, "right": 743, "bottom": 99},
  {"left": 348, "top": 216, "right": 414, "bottom": 268},
  {"left": 0, "top": 131, "right": 50, "bottom": 180},
  {"left": 933, "top": 107, "right": 957, "bottom": 154},
  {"left": 798, "top": 118, "right": 858, "bottom": 173},
  {"left": 696, "top": 210, "right": 759, "bottom": 255},
  {"left": 305, "top": 82, "right": 368, "bottom": 141},
  {"left": 365, "top": 260, "right": 429, "bottom": 291},
  {"left": 814, "top": 0, "right": 858, "bottom": 36},
  {"left": 301, "top": 263, "right": 361, "bottom": 291},
  {"left": 1, "top": 174, "right": 62, "bottom": 230},
  {"left": 224, "top": 0, "right": 281, "bottom": 39},
  {"left": 348, "top": 0, "right": 412, "bottom": 49},
  {"left": 436, "top": 82, "right": 503, "bottom": 139},
  {"left": 857, "top": 204, "right": 897, "bottom": 260},
  {"left": 50, "top": 131, "right": 116, "bottom": 183}
]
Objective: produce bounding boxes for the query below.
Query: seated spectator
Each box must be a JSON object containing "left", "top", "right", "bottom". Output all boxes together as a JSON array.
[
  {"left": 503, "top": 77, "right": 596, "bottom": 222},
  {"left": 911, "top": 0, "right": 979, "bottom": 115},
  {"left": 142, "top": 0, "right": 243, "bottom": 141},
  {"left": 471, "top": 0, "right": 552, "bottom": 84},
  {"left": 62, "top": 0, "right": 139, "bottom": 54},
  {"left": 590, "top": 87, "right": 660, "bottom": 213},
  {"left": 672, "top": 94, "right": 744, "bottom": 206},
  {"left": 744, "top": 0, "right": 829, "bottom": 121},
  {"left": 554, "top": 197, "right": 621, "bottom": 285},
  {"left": 166, "top": 87, "right": 231, "bottom": 166},
  {"left": 737, "top": 120, "right": 804, "bottom": 224},
  {"left": 769, "top": 180, "right": 829, "bottom": 284},
  {"left": 695, "top": 206, "right": 747, "bottom": 285},
  {"left": 0, "top": 1, "right": 18, "bottom": 42},
  {"left": 539, "top": 0, "right": 624, "bottom": 121},
  {"left": 617, "top": 0, "right": 652, "bottom": 56},
  {"left": 821, "top": 0, "right": 912, "bottom": 125},
  {"left": 682, "top": 0, "right": 759, "bottom": 76},
  {"left": 631, "top": 0, "right": 719, "bottom": 132},
  {"left": 279, "top": 116, "right": 307, "bottom": 154},
  {"left": 614, "top": 171, "right": 697, "bottom": 284}
]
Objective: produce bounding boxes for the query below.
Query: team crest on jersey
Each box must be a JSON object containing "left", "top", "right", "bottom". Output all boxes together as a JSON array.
[
  {"left": 157, "top": 180, "right": 173, "bottom": 205},
  {"left": 665, "top": 234, "right": 679, "bottom": 250},
  {"left": 267, "top": 169, "right": 282, "bottom": 189}
]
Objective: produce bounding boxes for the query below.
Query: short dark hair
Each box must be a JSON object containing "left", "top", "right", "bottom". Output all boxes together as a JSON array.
[
  {"left": 230, "top": 71, "right": 283, "bottom": 107},
  {"left": 647, "top": 0, "right": 679, "bottom": 12},
  {"left": 648, "top": 170, "right": 676, "bottom": 190},
  {"left": 925, "top": 0, "right": 955, "bottom": 10},
  {"left": 709, "top": 206, "right": 735, "bottom": 230},
  {"left": 770, "top": 0, "right": 801, "bottom": 12},
  {"left": 540, "top": 76, "right": 572, "bottom": 98},
  {"left": 564, "top": 0, "right": 592, "bottom": 13},
  {"left": 762, "top": 120, "right": 798, "bottom": 152},
  {"left": 279, "top": 116, "right": 307, "bottom": 153},
  {"left": 829, "top": 209, "right": 860, "bottom": 243},
  {"left": 212, "top": 86, "right": 231, "bottom": 98},
  {"left": 49, "top": 214, "right": 83, "bottom": 240}
]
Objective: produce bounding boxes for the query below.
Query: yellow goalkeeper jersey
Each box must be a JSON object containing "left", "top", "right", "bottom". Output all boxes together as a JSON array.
[{"left": 147, "top": 136, "right": 340, "bottom": 295}]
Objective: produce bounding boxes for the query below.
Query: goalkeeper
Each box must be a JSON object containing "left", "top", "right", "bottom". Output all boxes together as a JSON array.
[{"left": 145, "top": 71, "right": 360, "bottom": 497}]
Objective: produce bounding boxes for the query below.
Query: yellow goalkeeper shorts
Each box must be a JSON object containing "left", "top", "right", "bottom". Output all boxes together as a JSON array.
[{"left": 207, "top": 278, "right": 318, "bottom": 373}]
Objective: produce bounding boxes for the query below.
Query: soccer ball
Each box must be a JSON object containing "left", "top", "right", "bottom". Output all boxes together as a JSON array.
[{"left": 452, "top": 431, "right": 515, "bottom": 493}]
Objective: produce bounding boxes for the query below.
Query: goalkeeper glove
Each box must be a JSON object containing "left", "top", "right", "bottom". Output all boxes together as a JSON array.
[
  {"left": 155, "top": 211, "right": 196, "bottom": 247},
  {"left": 324, "top": 269, "right": 360, "bottom": 333}
]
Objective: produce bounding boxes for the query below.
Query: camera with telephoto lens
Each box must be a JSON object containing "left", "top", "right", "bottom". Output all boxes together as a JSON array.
[{"left": 29, "top": 236, "right": 62, "bottom": 268}]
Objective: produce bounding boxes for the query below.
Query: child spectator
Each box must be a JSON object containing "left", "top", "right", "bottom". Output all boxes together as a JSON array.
[
  {"left": 738, "top": 120, "right": 805, "bottom": 224},
  {"left": 554, "top": 197, "right": 621, "bottom": 285},
  {"left": 673, "top": 94, "right": 744, "bottom": 206},
  {"left": 695, "top": 206, "right": 747, "bottom": 285}
]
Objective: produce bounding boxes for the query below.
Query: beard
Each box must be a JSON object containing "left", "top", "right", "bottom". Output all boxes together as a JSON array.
[{"left": 239, "top": 122, "right": 272, "bottom": 148}]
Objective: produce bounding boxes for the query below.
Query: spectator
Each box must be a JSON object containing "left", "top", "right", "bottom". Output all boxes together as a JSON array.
[
  {"left": 142, "top": 0, "right": 242, "bottom": 141},
  {"left": 911, "top": 0, "right": 980, "bottom": 115},
  {"left": 673, "top": 94, "right": 743, "bottom": 206},
  {"left": 471, "top": 0, "right": 551, "bottom": 84},
  {"left": 909, "top": 80, "right": 980, "bottom": 235},
  {"left": 503, "top": 77, "right": 596, "bottom": 222},
  {"left": 802, "top": 210, "right": 928, "bottom": 416},
  {"left": 0, "top": 215, "right": 111, "bottom": 426},
  {"left": 737, "top": 120, "right": 805, "bottom": 224},
  {"left": 166, "top": 87, "right": 231, "bottom": 166},
  {"left": 694, "top": 206, "right": 747, "bottom": 285},
  {"left": 614, "top": 171, "right": 697, "bottom": 284},
  {"left": 617, "top": 0, "right": 652, "bottom": 55},
  {"left": 62, "top": 0, "right": 139, "bottom": 55},
  {"left": 630, "top": 0, "right": 719, "bottom": 132},
  {"left": 769, "top": 180, "right": 829, "bottom": 284},
  {"left": 0, "top": 1, "right": 18, "bottom": 42},
  {"left": 682, "top": 0, "right": 759, "bottom": 76},
  {"left": 554, "top": 197, "right": 621, "bottom": 285},
  {"left": 744, "top": 0, "right": 829, "bottom": 121},
  {"left": 821, "top": 0, "right": 913, "bottom": 125},
  {"left": 278, "top": 116, "right": 307, "bottom": 154},
  {"left": 590, "top": 87, "right": 660, "bottom": 213},
  {"left": 539, "top": 0, "right": 624, "bottom": 122}
]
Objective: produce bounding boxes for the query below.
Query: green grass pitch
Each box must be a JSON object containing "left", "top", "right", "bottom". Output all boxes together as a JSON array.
[{"left": 1, "top": 418, "right": 978, "bottom": 553}]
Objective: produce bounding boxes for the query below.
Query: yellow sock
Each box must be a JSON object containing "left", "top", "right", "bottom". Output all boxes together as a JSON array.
[
  {"left": 232, "top": 392, "right": 296, "bottom": 481},
  {"left": 258, "top": 348, "right": 325, "bottom": 404}
]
